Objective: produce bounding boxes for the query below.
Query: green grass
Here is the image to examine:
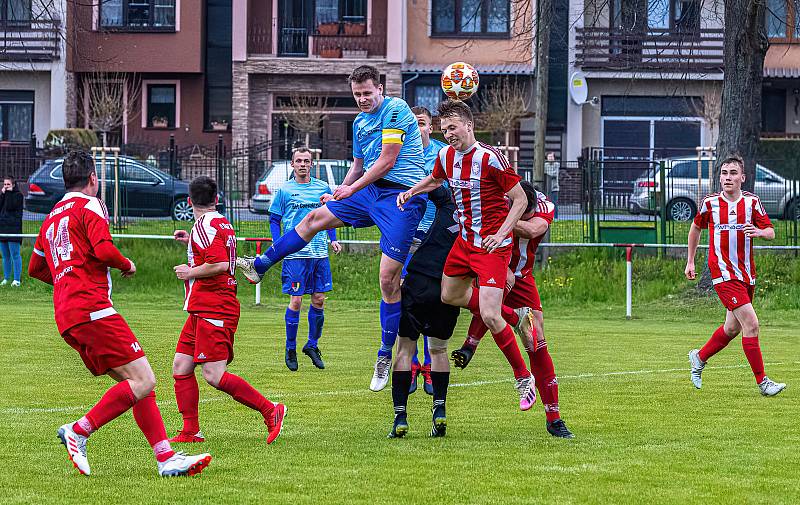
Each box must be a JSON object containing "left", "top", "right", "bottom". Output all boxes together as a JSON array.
[{"left": 0, "top": 279, "right": 798, "bottom": 503}]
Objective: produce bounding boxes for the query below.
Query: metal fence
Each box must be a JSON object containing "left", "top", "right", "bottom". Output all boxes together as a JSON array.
[{"left": 4, "top": 137, "right": 799, "bottom": 246}]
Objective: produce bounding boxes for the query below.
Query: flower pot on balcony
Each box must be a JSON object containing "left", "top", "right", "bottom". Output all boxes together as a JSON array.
[
  {"left": 319, "top": 47, "right": 342, "bottom": 58},
  {"left": 211, "top": 121, "right": 229, "bottom": 131},
  {"left": 317, "top": 22, "right": 339, "bottom": 36},
  {"left": 151, "top": 118, "right": 169, "bottom": 128},
  {"left": 343, "top": 22, "right": 366, "bottom": 36},
  {"left": 343, "top": 49, "right": 368, "bottom": 59}
]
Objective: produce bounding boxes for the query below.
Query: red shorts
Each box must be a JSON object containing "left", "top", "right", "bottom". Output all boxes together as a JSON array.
[
  {"left": 62, "top": 314, "right": 144, "bottom": 376},
  {"left": 176, "top": 314, "right": 237, "bottom": 363},
  {"left": 504, "top": 275, "right": 542, "bottom": 312},
  {"left": 714, "top": 280, "right": 755, "bottom": 311},
  {"left": 444, "top": 238, "right": 512, "bottom": 288}
]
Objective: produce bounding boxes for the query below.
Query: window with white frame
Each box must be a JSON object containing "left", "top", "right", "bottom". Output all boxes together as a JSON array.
[
  {"left": 0, "top": 91, "right": 34, "bottom": 141},
  {"left": 144, "top": 83, "right": 178, "bottom": 128},
  {"left": 101, "top": 0, "right": 176, "bottom": 30}
]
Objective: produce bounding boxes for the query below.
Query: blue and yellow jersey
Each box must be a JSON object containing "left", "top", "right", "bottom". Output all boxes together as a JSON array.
[
  {"left": 269, "top": 178, "right": 332, "bottom": 259},
  {"left": 352, "top": 96, "right": 425, "bottom": 188}
]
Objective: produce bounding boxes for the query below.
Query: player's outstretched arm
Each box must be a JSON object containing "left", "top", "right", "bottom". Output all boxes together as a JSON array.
[
  {"left": 483, "top": 183, "right": 527, "bottom": 252},
  {"left": 174, "top": 261, "right": 229, "bottom": 281},
  {"left": 397, "top": 174, "right": 443, "bottom": 210},
  {"left": 28, "top": 250, "right": 53, "bottom": 285},
  {"left": 94, "top": 241, "right": 134, "bottom": 276},
  {"left": 685, "top": 223, "right": 702, "bottom": 280}
]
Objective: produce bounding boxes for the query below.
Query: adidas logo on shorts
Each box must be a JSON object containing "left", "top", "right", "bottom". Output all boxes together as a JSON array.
[
  {"left": 487, "top": 278, "right": 497, "bottom": 285},
  {"left": 197, "top": 353, "right": 207, "bottom": 360}
]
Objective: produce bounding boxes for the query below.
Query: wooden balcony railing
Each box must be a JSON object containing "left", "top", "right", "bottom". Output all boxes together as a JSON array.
[
  {"left": 575, "top": 27, "right": 724, "bottom": 74},
  {"left": 0, "top": 19, "right": 61, "bottom": 62}
]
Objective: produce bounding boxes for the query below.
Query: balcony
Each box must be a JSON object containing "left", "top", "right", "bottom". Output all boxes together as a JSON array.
[
  {"left": 575, "top": 27, "right": 723, "bottom": 74},
  {"left": 248, "top": 19, "right": 386, "bottom": 59},
  {"left": 0, "top": 19, "right": 61, "bottom": 62}
]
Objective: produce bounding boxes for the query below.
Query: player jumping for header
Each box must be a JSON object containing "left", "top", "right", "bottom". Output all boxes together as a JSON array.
[
  {"left": 686, "top": 155, "right": 785, "bottom": 396},
  {"left": 238, "top": 65, "right": 427, "bottom": 392},
  {"left": 28, "top": 151, "right": 211, "bottom": 477},
  {"left": 397, "top": 100, "right": 538, "bottom": 410}
]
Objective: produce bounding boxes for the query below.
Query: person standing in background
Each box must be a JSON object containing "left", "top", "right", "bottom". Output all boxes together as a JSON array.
[
  {"left": 0, "top": 176, "right": 23, "bottom": 287},
  {"left": 544, "top": 153, "right": 560, "bottom": 220}
]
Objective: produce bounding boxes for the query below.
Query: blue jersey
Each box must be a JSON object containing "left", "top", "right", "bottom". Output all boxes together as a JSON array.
[
  {"left": 269, "top": 178, "right": 332, "bottom": 259},
  {"left": 352, "top": 96, "right": 425, "bottom": 188},
  {"left": 417, "top": 138, "right": 449, "bottom": 233}
]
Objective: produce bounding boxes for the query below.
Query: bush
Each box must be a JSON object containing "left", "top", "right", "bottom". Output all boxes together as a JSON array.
[{"left": 44, "top": 129, "right": 99, "bottom": 153}]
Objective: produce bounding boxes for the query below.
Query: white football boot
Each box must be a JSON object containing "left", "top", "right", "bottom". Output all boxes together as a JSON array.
[
  {"left": 57, "top": 423, "right": 90, "bottom": 476},
  {"left": 688, "top": 349, "right": 705, "bottom": 389},
  {"left": 158, "top": 452, "right": 212, "bottom": 477},
  {"left": 370, "top": 355, "right": 392, "bottom": 392},
  {"left": 759, "top": 377, "right": 786, "bottom": 397}
]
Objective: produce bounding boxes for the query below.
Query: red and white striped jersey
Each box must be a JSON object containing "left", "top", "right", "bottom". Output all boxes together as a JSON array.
[
  {"left": 693, "top": 192, "right": 772, "bottom": 285},
  {"left": 32, "top": 193, "right": 120, "bottom": 333},
  {"left": 510, "top": 190, "right": 555, "bottom": 278},
  {"left": 183, "top": 212, "right": 240, "bottom": 320},
  {"left": 432, "top": 141, "right": 521, "bottom": 249}
]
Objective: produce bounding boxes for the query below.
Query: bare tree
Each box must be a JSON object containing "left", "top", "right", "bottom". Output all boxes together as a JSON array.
[
  {"left": 83, "top": 72, "right": 141, "bottom": 147},
  {"left": 280, "top": 94, "right": 328, "bottom": 150},
  {"left": 478, "top": 76, "right": 532, "bottom": 146}
]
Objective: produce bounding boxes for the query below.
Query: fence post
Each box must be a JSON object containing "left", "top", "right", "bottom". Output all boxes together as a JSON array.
[
  {"left": 30, "top": 133, "right": 37, "bottom": 153},
  {"left": 626, "top": 246, "right": 633, "bottom": 320},
  {"left": 168, "top": 134, "right": 176, "bottom": 178},
  {"left": 658, "top": 159, "right": 667, "bottom": 257},
  {"left": 587, "top": 159, "right": 596, "bottom": 243}
]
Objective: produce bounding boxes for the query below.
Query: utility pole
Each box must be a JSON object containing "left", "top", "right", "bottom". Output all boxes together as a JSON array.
[{"left": 532, "top": 0, "right": 552, "bottom": 189}]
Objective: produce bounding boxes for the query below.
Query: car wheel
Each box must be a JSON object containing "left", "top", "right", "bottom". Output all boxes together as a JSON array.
[
  {"left": 667, "top": 198, "right": 696, "bottom": 222},
  {"left": 172, "top": 198, "right": 193, "bottom": 221}
]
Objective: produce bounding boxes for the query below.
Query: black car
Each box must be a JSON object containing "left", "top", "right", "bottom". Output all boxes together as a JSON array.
[{"left": 25, "top": 156, "right": 222, "bottom": 221}]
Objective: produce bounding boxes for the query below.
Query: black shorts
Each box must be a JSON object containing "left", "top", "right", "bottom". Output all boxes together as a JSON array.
[{"left": 399, "top": 273, "right": 460, "bottom": 341}]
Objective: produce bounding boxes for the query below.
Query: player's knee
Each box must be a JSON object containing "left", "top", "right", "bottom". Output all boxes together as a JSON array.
[
  {"left": 132, "top": 371, "right": 156, "bottom": 398},
  {"left": 288, "top": 298, "right": 302, "bottom": 311},
  {"left": 201, "top": 366, "right": 223, "bottom": 388},
  {"left": 379, "top": 273, "right": 401, "bottom": 297},
  {"left": 723, "top": 323, "right": 740, "bottom": 337},
  {"left": 743, "top": 318, "right": 759, "bottom": 336},
  {"left": 311, "top": 293, "right": 325, "bottom": 308},
  {"left": 428, "top": 337, "right": 448, "bottom": 355},
  {"left": 479, "top": 309, "right": 504, "bottom": 331}
]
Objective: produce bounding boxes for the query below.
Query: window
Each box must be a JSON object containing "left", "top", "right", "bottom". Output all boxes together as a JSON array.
[
  {"left": 602, "top": 95, "right": 703, "bottom": 117},
  {"left": 314, "top": 0, "right": 366, "bottom": 32},
  {"left": 413, "top": 85, "right": 444, "bottom": 115},
  {"left": 762, "top": 88, "right": 786, "bottom": 132},
  {"left": 647, "top": 0, "right": 669, "bottom": 29},
  {"left": 432, "top": 0, "right": 510, "bottom": 37},
  {"left": 100, "top": 0, "right": 176, "bottom": 30},
  {"left": 1, "top": 0, "right": 30, "bottom": 22},
  {"left": 204, "top": 0, "right": 232, "bottom": 130},
  {"left": 146, "top": 84, "right": 177, "bottom": 128},
  {"left": 123, "top": 162, "right": 160, "bottom": 183},
  {"left": 669, "top": 161, "right": 710, "bottom": 178},
  {"left": 765, "top": 0, "right": 800, "bottom": 39},
  {"left": 0, "top": 91, "right": 34, "bottom": 142}
]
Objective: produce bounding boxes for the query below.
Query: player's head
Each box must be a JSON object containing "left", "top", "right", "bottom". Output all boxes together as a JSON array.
[
  {"left": 520, "top": 180, "right": 538, "bottom": 218},
  {"left": 3, "top": 175, "right": 14, "bottom": 192},
  {"left": 349, "top": 65, "right": 383, "bottom": 113},
  {"left": 546, "top": 152, "right": 555, "bottom": 162},
  {"left": 188, "top": 175, "right": 218, "bottom": 210},
  {"left": 291, "top": 147, "right": 313, "bottom": 181},
  {"left": 437, "top": 100, "right": 475, "bottom": 152},
  {"left": 62, "top": 150, "right": 98, "bottom": 195},
  {"left": 719, "top": 154, "right": 745, "bottom": 193},
  {"left": 412, "top": 106, "right": 433, "bottom": 144}
]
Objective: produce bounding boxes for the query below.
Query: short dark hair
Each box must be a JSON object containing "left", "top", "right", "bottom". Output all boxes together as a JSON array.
[
  {"left": 3, "top": 175, "right": 14, "bottom": 184},
  {"left": 720, "top": 154, "right": 744, "bottom": 171},
  {"left": 62, "top": 151, "right": 96, "bottom": 191},
  {"left": 348, "top": 65, "right": 381, "bottom": 86},
  {"left": 520, "top": 180, "right": 538, "bottom": 214},
  {"left": 292, "top": 146, "right": 312, "bottom": 161},
  {"left": 189, "top": 175, "right": 217, "bottom": 207},
  {"left": 437, "top": 100, "right": 473, "bottom": 124},
  {"left": 411, "top": 106, "right": 432, "bottom": 120}
]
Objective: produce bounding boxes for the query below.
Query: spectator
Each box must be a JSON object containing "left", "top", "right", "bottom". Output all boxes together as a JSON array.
[
  {"left": 544, "top": 152, "right": 560, "bottom": 219},
  {"left": 0, "top": 176, "right": 23, "bottom": 287}
]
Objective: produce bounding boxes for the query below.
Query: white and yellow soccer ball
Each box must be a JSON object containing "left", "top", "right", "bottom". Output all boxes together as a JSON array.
[{"left": 440, "top": 62, "right": 479, "bottom": 101}]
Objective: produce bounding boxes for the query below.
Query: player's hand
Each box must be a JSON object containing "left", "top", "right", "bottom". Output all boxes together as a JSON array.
[
  {"left": 742, "top": 223, "right": 761, "bottom": 238},
  {"left": 482, "top": 234, "right": 504, "bottom": 253},
  {"left": 396, "top": 190, "right": 413, "bottom": 211},
  {"left": 122, "top": 259, "right": 136, "bottom": 278},
  {"left": 320, "top": 193, "right": 334, "bottom": 204},
  {"left": 505, "top": 269, "right": 516, "bottom": 292},
  {"left": 174, "top": 264, "right": 192, "bottom": 280},
  {"left": 173, "top": 229, "right": 190, "bottom": 245},
  {"left": 331, "top": 241, "right": 342, "bottom": 254},
  {"left": 685, "top": 261, "right": 696, "bottom": 280},
  {"left": 333, "top": 184, "right": 354, "bottom": 200}
]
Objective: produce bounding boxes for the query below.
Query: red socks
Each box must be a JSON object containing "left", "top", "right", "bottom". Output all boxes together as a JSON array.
[
  {"left": 217, "top": 372, "right": 275, "bottom": 422},
  {"left": 529, "top": 342, "right": 560, "bottom": 422},
  {"left": 698, "top": 325, "right": 736, "bottom": 362},
  {"left": 742, "top": 336, "right": 766, "bottom": 383},
  {"left": 492, "top": 324, "right": 530, "bottom": 380},
  {"left": 132, "top": 391, "right": 175, "bottom": 462},
  {"left": 74, "top": 380, "right": 137, "bottom": 437},
  {"left": 173, "top": 373, "right": 200, "bottom": 434},
  {"left": 465, "top": 315, "right": 489, "bottom": 349}
]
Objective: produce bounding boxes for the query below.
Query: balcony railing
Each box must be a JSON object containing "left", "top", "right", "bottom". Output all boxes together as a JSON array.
[
  {"left": 575, "top": 27, "right": 723, "bottom": 74},
  {"left": 0, "top": 19, "right": 61, "bottom": 62},
  {"left": 248, "top": 19, "right": 386, "bottom": 59}
]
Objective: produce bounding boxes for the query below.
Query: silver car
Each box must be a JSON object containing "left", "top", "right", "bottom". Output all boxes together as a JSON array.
[
  {"left": 250, "top": 159, "right": 351, "bottom": 214},
  {"left": 629, "top": 157, "right": 799, "bottom": 221}
]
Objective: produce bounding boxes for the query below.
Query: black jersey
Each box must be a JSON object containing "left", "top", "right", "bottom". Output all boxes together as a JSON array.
[{"left": 405, "top": 186, "right": 458, "bottom": 279}]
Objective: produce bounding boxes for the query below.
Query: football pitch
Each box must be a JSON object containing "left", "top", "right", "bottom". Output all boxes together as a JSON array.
[{"left": 0, "top": 293, "right": 798, "bottom": 504}]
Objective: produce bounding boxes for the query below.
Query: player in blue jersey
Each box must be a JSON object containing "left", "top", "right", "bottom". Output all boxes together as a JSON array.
[
  {"left": 402, "top": 106, "right": 448, "bottom": 396},
  {"left": 270, "top": 147, "right": 341, "bottom": 371},
  {"left": 237, "top": 65, "right": 427, "bottom": 391}
]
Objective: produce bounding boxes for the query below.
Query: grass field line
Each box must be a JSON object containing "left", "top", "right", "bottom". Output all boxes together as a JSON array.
[{"left": 2, "top": 360, "right": 795, "bottom": 416}]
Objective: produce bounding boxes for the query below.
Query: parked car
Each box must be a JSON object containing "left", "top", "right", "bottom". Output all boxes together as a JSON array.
[
  {"left": 250, "top": 159, "right": 351, "bottom": 214},
  {"left": 628, "top": 157, "right": 799, "bottom": 221},
  {"left": 25, "top": 156, "right": 224, "bottom": 221}
]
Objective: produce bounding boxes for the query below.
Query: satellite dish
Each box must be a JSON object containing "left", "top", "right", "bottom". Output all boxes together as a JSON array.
[{"left": 568, "top": 71, "right": 589, "bottom": 105}]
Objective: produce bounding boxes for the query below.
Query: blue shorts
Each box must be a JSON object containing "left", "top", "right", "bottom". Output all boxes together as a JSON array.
[
  {"left": 325, "top": 183, "right": 426, "bottom": 263},
  {"left": 282, "top": 257, "right": 333, "bottom": 296}
]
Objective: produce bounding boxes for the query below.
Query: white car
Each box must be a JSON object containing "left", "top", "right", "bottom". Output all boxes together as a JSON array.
[{"left": 250, "top": 159, "right": 351, "bottom": 214}]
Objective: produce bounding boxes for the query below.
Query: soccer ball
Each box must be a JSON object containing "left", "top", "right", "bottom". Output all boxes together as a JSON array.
[{"left": 441, "top": 62, "right": 479, "bottom": 101}]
